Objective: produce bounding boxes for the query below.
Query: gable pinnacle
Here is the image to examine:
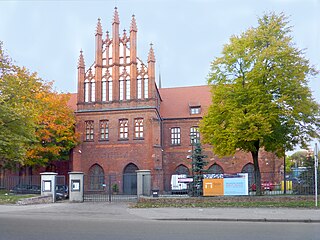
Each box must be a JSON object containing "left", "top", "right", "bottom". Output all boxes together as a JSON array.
[
  {"left": 78, "top": 49, "right": 85, "bottom": 68},
  {"left": 113, "top": 7, "right": 120, "bottom": 24},
  {"left": 96, "top": 18, "right": 102, "bottom": 35},
  {"left": 130, "top": 14, "right": 137, "bottom": 32},
  {"left": 148, "top": 43, "right": 155, "bottom": 62}
]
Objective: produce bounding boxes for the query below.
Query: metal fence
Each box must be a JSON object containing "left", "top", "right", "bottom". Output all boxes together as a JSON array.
[
  {"left": 0, "top": 175, "right": 41, "bottom": 192},
  {"left": 83, "top": 173, "right": 138, "bottom": 202},
  {"left": 0, "top": 175, "right": 66, "bottom": 195},
  {"left": 157, "top": 170, "right": 319, "bottom": 197}
]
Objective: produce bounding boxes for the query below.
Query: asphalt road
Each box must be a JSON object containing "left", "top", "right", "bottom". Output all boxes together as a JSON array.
[
  {"left": 0, "top": 216, "right": 319, "bottom": 240},
  {"left": 0, "top": 203, "right": 319, "bottom": 240}
]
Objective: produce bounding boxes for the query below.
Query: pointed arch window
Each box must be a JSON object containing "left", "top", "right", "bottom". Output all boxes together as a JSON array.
[
  {"left": 126, "top": 76, "right": 130, "bottom": 100},
  {"left": 84, "top": 79, "right": 90, "bottom": 102},
  {"left": 108, "top": 79, "right": 113, "bottom": 101},
  {"left": 119, "top": 77, "right": 124, "bottom": 101},
  {"left": 137, "top": 76, "right": 142, "bottom": 99},
  {"left": 91, "top": 79, "right": 95, "bottom": 102},
  {"left": 207, "top": 164, "right": 224, "bottom": 174},
  {"left": 144, "top": 76, "right": 149, "bottom": 99},
  {"left": 102, "top": 78, "right": 107, "bottom": 101}
]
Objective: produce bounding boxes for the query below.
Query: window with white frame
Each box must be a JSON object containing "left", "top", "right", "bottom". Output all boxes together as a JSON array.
[
  {"left": 119, "top": 119, "right": 129, "bottom": 140},
  {"left": 119, "top": 79, "right": 124, "bottom": 101},
  {"left": 144, "top": 77, "right": 148, "bottom": 98},
  {"left": 126, "top": 77, "right": 130, "bottom": 100},
  {"left": 190, "top": 126, "right": 200, "bottom": 144},
  {"left": 85, "top": 120, "right": 94, "bottom": 141},
  {"left": 171, "top": 127, "right": 181, "bottom": 145},
  {"left": 190, "top": 106, "right": 201, "bottom": 115},
  {"left": 137, "top": 77, "right": 142, "bottom": 99},
  {"left": 99, "top": 120, "right": 109, "bottom": 140},
  {"left": 134, "top": 118, "right": 144, "bottom": 139},
  {"left": 91, "top": 79, "right": 95, "bottom": 102},
  {"left": 84, "top": 80, "right": 90, "bottom": 102},
  {"left": 102, "top": 78, "right": 107, "bottom": 101},
  {"left": 108, "top": 79, "right": 113, "bottom": 101}
]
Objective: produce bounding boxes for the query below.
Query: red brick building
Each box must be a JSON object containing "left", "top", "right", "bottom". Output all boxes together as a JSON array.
[{"left": 70, "top": 8, "right": 282, "bottom": 193}]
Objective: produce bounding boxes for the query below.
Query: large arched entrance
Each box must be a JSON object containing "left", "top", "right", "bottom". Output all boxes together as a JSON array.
[
  {"left": 88, "top": 164, "right": 105, "bottom": 191},
  {"left": 123, "top": 163, "right": 138, "bottom": 195}
]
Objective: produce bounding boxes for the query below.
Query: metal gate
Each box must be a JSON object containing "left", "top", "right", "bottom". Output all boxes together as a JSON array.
[{"left": 83, "top": 174, "right": 137, "bottom": 202}]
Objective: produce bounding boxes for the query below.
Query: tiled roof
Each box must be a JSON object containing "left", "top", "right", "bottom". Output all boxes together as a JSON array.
[
  {"left": 66, "top": 85, "right": 212, "bottom": 119},
  {"left": 159, "top": 85, "right": 212, "bottom": 119},
  {"left": 67, "top": 93, "right": 77, "bottom": 111}
]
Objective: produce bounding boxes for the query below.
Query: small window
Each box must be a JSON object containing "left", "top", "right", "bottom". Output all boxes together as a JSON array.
[
  {"left": 119, "top": 119, "right": 129, "bottom": 140},
  {"left": 171, "top": 127, "right": 181, "bottom": 145},
  {"left": 100, "top": 120, "right": 109, "bottom": 141},
  {"left": 190, "top": 106, "right": 201, "bottom": 115},
  {"left": 134, "top": 118, "right": 144, "bottom": 139},
  {"left": 85, "top": 120, "right": 94, "bottom": 141}
]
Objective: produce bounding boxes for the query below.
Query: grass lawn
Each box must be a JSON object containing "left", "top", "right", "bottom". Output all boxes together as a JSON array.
[
  {"left": 0, "top": 190, "right": 37, "bottom": 204},
  {"left": 134, "top": 195, "right": 320, "bottom": 209}
]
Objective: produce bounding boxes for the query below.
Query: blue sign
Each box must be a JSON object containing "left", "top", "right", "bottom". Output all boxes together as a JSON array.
[{"left": 223, "top": 176, "right": 248, "bottom": 196}]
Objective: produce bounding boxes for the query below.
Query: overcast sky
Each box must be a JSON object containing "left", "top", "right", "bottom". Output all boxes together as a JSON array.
[
  {"left": 0, "top": 0, "right": 319, "bottom": 104},
  {"left": 0, "top": 0, "right": 319, "bottom": 153}
]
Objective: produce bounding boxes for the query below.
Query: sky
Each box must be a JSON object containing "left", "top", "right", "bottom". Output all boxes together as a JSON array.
[{"left": 0, "top": 0, "right": 319, "bottom": 151}]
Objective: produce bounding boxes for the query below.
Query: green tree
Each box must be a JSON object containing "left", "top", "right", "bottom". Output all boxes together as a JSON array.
[
  {"left": 0, "top": 42, "right": 78, "bottom": 170},
  {"left": 201, "top": 13, "right": 320, "bottom": 195},
  {"left": 191, "top": 143, "right": 207, "bottom": 196},
  {"left": 0, "top": 42, "right": 43, "bottom": 168}
]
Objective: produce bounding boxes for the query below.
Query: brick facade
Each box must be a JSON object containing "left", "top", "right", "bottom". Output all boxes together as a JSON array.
[{"left": 70, "top": 8, "right": 283, "bottom": 193}]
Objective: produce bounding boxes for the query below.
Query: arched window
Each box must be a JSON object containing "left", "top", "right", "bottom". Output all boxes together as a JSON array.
[
  {"left": 241, "top": 163, "right": 255, "bottom": 187},
  {"left": 84, "top": 79, "right": 90, "bottom": 102},
  {"left": 119, "top": 77, "right": 124, "bottom": 101},
  {"left": 207, "top": 164, "right": 224, "bottom": 174},
  {"left": 174, "top": 164, "right": 189, "bottom": 175},
  {"left": 91, "top": 79, "right": 95, "bottom": 102},
  {"left": 144, "top": 77, "right": 149, "bottom": 99},
  {"left": 126, "top": 76, "right": 130, "bottom": 100},
  {"left": 108, "top": 79, "right": 113, "bottom": 101},
  {"left": 102, "top": 78, "right": 107, "bottom": 101},
  {"left": 137, "top": 76, "right": 142, "bottom": 99},
  {"left": 88, "top": 164, "right": 104, "bottom": 191}
]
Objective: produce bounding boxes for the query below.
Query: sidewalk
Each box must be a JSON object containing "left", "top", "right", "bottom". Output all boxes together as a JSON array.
[
  {"left": 129, "top": 207, "right": 320, "bottom": 223},
  {"left": 1, "top": 202, "right": 320, "bottom": 223}
]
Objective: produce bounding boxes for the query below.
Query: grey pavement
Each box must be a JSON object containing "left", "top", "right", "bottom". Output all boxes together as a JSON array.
[{"left": 0, "top": 202, "right": 320, "bottom": 223}]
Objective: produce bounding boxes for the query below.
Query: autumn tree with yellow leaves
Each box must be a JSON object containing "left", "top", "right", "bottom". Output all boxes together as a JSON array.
[{"left": 0, "top": 42, "right": 78, "bottom": 170}]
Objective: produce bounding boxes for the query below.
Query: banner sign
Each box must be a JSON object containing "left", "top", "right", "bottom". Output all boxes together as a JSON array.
[{"left": 203, "top": 173, "right": 248, "bottom": 196}]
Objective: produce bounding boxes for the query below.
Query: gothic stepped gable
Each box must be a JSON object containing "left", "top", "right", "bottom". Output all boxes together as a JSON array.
[{"left": 77, "top": 7, "right": 157, "bottom": 111}]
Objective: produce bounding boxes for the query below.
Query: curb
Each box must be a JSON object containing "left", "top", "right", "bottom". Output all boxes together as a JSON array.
[{"left": 156, "top": 218, "right": 320, "bottom": 223}]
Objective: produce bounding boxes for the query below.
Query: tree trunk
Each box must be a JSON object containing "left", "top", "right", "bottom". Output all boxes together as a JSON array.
[{"left": 251, "top": 140, "right": 262, "bottom": 196}]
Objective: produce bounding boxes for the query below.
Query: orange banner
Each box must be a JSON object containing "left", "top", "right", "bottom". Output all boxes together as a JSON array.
[{"left": 203, "top": 179, "right": 224, "bottom": 196}]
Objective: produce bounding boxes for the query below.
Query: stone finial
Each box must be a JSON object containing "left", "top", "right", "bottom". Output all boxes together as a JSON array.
[
  {"left": 78, "top": 49, "right": 85, "bottom": 68},
  {"left": 130, "top": 14, "right": 137, "bottom": 32},
  {"left": 96, "top": 18, "right": 102, "bottom": 35},
  {"left": 148, "top": 43, "right": 155, "bottom": 62},
  {"left": 106, "top": 31, "right": 110, "bottom": 41},
  {"left": 113, "top": 7, "right": 120, "bottom": 24}
]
